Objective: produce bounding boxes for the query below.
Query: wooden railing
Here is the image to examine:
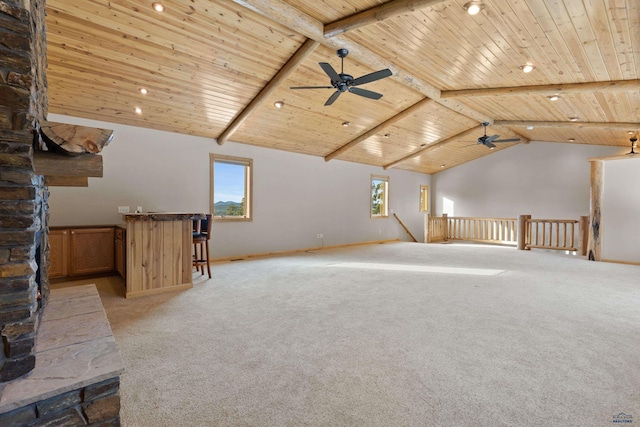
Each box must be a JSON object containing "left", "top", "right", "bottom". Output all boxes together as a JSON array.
[
  {"left": 520, "top": 215, "right": 588, "bottom": 253},
  {"left": 426, "top": 214, "right": 589, "bottom": 255},
  {"left": 448, "top": 216, "right": 518, "bottom": 245},
  {"left": 424, "top": 214, "right": 447, "bottom": 243}
]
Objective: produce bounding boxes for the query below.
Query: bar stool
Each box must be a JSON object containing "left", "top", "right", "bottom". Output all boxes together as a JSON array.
[{"left": 193, "top": 214, "right": 212, "bottom": 278}]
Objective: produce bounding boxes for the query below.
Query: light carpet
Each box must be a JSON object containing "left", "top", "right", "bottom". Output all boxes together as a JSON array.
[{"left": 54, "top": 242, "right": 640, "bottom": 426}]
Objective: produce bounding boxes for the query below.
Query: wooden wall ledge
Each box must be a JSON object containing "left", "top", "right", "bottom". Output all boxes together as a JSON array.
[{"left": 34, "top": 151, "right": 103, "bottom": 181}]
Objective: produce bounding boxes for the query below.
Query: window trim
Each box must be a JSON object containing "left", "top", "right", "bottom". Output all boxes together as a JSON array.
[
  {"left": 210, "top": 153, "right": 253, "bottom": 222},
  {"left": 371, "top": 174, "right": 389, "bottom": 218}
]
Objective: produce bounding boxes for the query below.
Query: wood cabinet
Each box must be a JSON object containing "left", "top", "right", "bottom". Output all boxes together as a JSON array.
[
  {"left": 49, "top": 226, "right": 115, "bottom": 279},
  {"left": 114, "top": 227, "right": 126, "bottom": 278},
  {"left": 69, "top": 228, "right": 115, "bottom": 276},
  {"left": 48, "top": 229, "right": 69, "bottom": 278}
]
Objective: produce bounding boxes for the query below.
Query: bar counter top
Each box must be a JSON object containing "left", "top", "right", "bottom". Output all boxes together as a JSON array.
[{"left": 122, "top": 212, "right": 205, "bottom": 222}]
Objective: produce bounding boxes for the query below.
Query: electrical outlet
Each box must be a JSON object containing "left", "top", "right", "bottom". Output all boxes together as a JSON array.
[
  {"left": 118, "top": 206, "right": 130, "bottom": 213},
  {"left": 317, "top": 234, "right": 323, "bottom": 239}
]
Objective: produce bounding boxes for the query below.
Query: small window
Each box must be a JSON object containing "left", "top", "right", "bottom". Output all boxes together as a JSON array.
[
  {"left": 420, "top": 185, "right": 429, "bottom": 212},
  {"left": 210, "top": 154, "right": 253, "bottom": 221},
  {"left": 371, "top": 175, "right": 389, "bottom": 217}
]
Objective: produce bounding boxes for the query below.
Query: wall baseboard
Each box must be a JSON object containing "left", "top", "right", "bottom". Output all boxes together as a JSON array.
[
  {"left": 600, "top": 258, "right": 640, "bottom": 266},
  {"left": 210, "top": 239, "right": 403, "bottom": 263}
]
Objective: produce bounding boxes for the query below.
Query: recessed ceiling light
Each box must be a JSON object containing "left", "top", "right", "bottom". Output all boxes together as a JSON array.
[
  {"left": 274, "top": 101, "right": 284, "bottom": 109},
  {"left": 548, "top": 95, "right": 560, "bottom": 101},
  {"left": 568, "top": 138, "right": 576, "bottom": 142},
  {"left": 383, "top": 133, "right": 390, "bottom": 138},
  {"left": 568, "top": 116, "right": 579, "bottom": 121},
  {"left": 342, "top": 121, "right": 350, "bottom": 127},
  {"left": 520, "top": 64, "right": 535, "bottom": 73},
  {"left": 628, "top": 131, "right": 635, "bottom": 135},
  {"left": 139, "top": 88, "right": 148, "bottom": 95},
  {"left": 420, "top": 143, "right": 426, "bottom": 147},
  {"left": 152, "top": 2, "right": 165, "bottom": 12},
  {"left": 526, "top": 126, "right": 534, "bottom": 130},
  {"left": 463, "top": 1, "right": 484, "bottom": 15},
  {"left": 440, "top": 164, "right": 445, "bottom": 168},
  {"left": 134, "top": 107, "right": 142, "bottom": 114}
]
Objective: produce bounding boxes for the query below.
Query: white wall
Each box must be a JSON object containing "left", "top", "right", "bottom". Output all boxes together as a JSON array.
[
  {"left": 47, "top": 114, "right": 430, "bottom": 258},
  {"left": 431, "top": 141, "right": 626, "bottom": 219},
  {"left": 601, "top": 157, "right": 640, "bottom": 263}
]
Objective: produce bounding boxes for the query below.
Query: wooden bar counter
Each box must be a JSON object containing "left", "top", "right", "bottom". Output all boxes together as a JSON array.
[{"left": 122, "top": 212, "right": 205, "bottom": 298}]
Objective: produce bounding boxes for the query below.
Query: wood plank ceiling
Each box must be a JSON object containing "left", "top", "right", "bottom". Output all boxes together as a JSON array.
[{"left": 45, "top": 0, "right": 640, "bottom": 174}]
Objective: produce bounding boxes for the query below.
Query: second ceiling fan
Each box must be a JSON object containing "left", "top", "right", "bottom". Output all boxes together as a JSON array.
[{"left": 290, "top": 48, "right": 392, "bottom": 106}]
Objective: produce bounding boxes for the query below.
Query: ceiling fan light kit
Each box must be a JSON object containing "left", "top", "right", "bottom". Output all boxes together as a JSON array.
[{"left": 290, "top": 49, "right": 392, "bottom": 106}]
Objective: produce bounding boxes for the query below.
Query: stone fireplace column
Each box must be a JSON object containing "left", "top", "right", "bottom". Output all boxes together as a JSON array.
[{"left": 0, "top": 0, "right": 49, "bottom": 382}]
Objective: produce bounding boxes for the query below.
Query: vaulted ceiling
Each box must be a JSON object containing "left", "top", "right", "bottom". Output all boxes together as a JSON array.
[{"left": 45, "top": 0, "right": 640, "bottom": 174}]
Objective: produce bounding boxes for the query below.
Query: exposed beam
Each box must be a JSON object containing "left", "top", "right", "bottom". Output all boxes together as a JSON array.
[
  {"left": 383, "top": 126, "right": 529, "bottom": 170},
  {"left": 495, "top": 120, "right": 640, "bottom": 131},
  {"left": 217, "top": 39, "right": 320, "bottom": 145},
  {"left": 232, "top": 0, "right": 323, "bottom": 40},
  {"left": 324, "top": 0, "right": 445, "bottom": 38},
  {"left": 231, "top": 0, "right": 491, "bottom": 124},
  {"left": 33, "top": 151, "right": 103, "bottom": 177},
  {"left": 383, "top": 128, "right": 480, "bottom": 170},
  {"left": 441, "top": 80, "right": 640, "bottom": 98},
  {"left": 324, "top": 98, "right": 434, "bottom": 161}
]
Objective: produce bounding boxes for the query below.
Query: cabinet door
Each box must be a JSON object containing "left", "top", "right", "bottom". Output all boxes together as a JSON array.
[
  {"left": 69, "top": 228, "right": 115, "bottom": 276},
  {"left": 48, "top": 229, "right": 69, "bottom": 278},
  {"left": 115, "top": 228, "right": 126, "bottom": 278}
]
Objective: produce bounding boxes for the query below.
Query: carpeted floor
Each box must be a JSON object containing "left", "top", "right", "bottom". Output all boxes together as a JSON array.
[{"left": 54, "top": 242, "right": 640, "bottom": 426}]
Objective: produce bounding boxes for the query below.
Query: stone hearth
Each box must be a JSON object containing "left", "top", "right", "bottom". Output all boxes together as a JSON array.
[{"left": 0, "top": 284, "right": 124, "bottom": 425}]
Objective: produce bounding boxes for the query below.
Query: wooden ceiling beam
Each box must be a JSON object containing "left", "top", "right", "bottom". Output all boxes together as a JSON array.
[
  {"left": 217, "top": 39, "right": 320, "bottom": 145},
  {"left": 442, "top": 79, "right": 640, "bottom": 98},
  {"left": 324, "top": 98, "right": 434, "bottom": 161},
  {"left": 495, "top": 120, "right": 640, "bottom": 131},
  {"left": 231, "top": 0, "right": 492, "bottom": 126},
  {"left": 324, "top": 0, "right": 446, "bottom": 38},
  {"left": 383, "top": 128, "right": 481, "bottom": 170},
  {"left": 383, "top": 126, "right": 529, "bottom": 170}
]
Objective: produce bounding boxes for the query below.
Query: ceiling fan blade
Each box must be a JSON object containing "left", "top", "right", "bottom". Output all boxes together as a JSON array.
[
  {"left": 324, "top": 91, "right": 341, "bottom": 106},
  {"left": 349, "top": 87, "right": 383, "bottom": 100},
  {"left": 485, "top": 135, "right": 500, "bottom": 144},
  {"left": 493, "top": 138, "right": 520, "bottom": 143},
  {"left": 290, "top": 86, "right": 334, "bottom": 89},
  {"left": 485, "top": 141, "right": 496, "bottom": 148},
  {"left": 319, "top": 62, "right": 341, "bottom": 82},
  {"left": 351, "top": 69, "right": 392, "bottom": 86}
]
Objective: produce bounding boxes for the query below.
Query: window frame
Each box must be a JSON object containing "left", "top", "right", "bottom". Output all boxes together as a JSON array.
[
  {"left": 371, "top": 174, "right": 390, "bottom": 218},
  {"left": 210, "top": 153, "right": 253, "bottom": 222},
  {"left": 420, "top": 185, "right": 429, "bottom": 213}
]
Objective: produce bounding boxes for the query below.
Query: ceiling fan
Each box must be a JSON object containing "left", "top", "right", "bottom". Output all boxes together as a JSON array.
[
  {"left": 472, "top": 122, "right": 520, "bottom": 149},
  {"left": 290, "top": 48, "right": 392, "bottom": 106}
]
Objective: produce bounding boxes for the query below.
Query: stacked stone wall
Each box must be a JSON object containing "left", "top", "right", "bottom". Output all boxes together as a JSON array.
[{"left": 0, "top": 0, "right": 49, "bottom": 382}]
